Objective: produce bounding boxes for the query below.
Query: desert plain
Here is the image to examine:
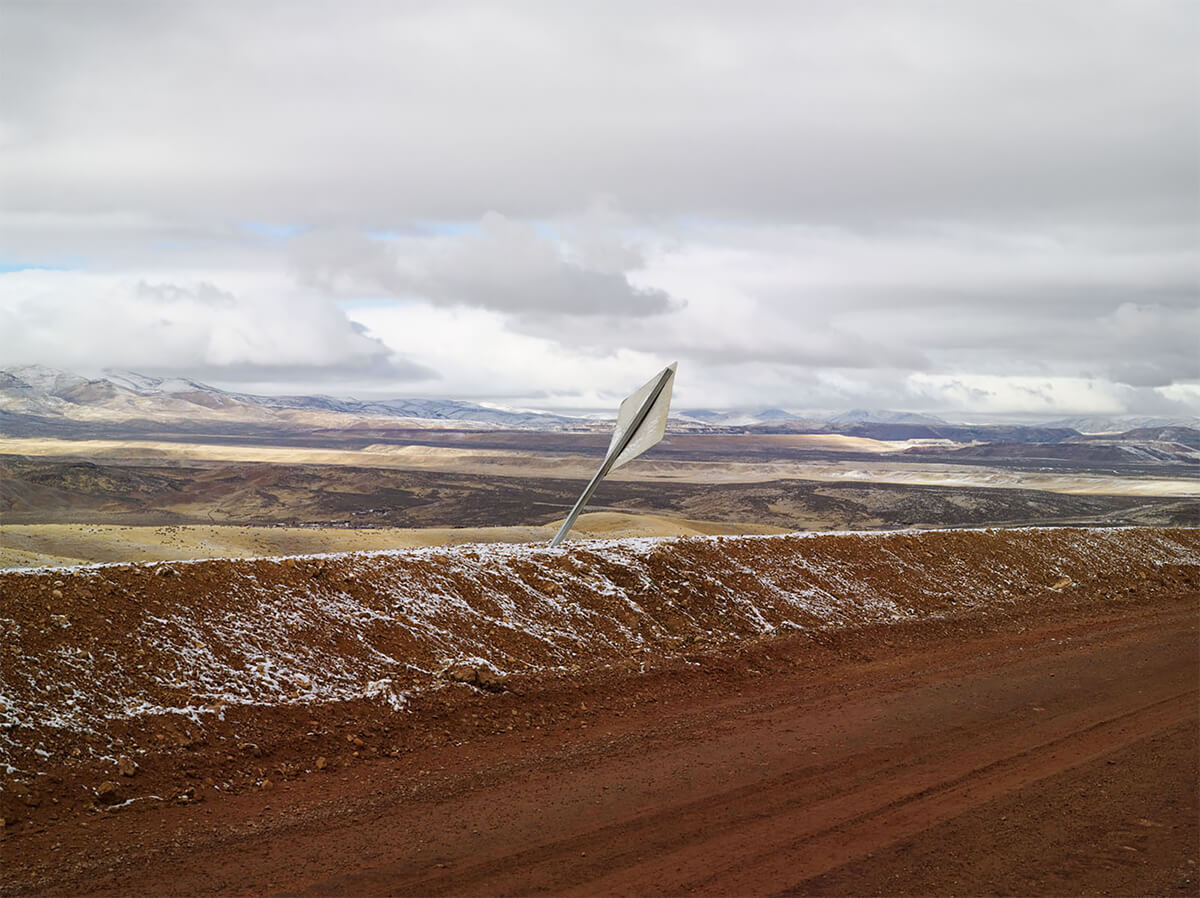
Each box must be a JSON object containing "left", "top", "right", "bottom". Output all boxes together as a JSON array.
[{"left": 2, "top": 428, "right": 1195, "bottom": 568}]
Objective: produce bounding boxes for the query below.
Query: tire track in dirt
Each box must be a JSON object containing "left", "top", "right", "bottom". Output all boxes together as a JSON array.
[
  {"left": 350, "top": 690, "right": 1193, "bottom": 898},
  {"left": 795, "top": 719, "right": 1199, "bottom": 896},
  {"left": 3, "top": 585, "right": 1195, "bottom": 896},
  {"left": 680, "top": 692, "right": 1195, "bottom": 897},
  {"left": 277, "top": 604, "right": 1197, "bottom": 898}
]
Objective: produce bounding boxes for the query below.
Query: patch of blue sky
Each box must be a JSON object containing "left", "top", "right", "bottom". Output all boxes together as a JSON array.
[
  {"left": 420, "top": 220, "right": 479, "bottom": 237},
  {"left": 238, "top": 221, "right": 306, "bottom": 239},
  {"left": 0, "top": 259, "right": 77, "bottom": 273},
  {"left": 367, "top": 220, "right": 479, "bottom": 240}
]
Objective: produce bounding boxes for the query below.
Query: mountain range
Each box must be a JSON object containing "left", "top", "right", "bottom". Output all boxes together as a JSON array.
[
  {"left": 0, "top": 365, "right": 578, "bottom": 433},
  {"left": 1, "top": 366, "right": 1198, "bottom": 456}
]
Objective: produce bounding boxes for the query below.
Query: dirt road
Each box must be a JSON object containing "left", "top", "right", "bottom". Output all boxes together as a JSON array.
[{"left": 5, "top": 590, "right": 1196, "bottom": 897}]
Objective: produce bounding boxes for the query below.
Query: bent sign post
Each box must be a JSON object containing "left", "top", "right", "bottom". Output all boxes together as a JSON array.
[{"left": 550, "top": 362, "right": 677, "bottom": 547}]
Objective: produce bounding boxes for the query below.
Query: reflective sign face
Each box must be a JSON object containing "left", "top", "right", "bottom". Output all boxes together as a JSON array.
[
  {"left": 609, "top": 362, "right": 676, "bottom": 470},
  {"left": 550, "top": 362, "right": 677, "bottom": 546}
]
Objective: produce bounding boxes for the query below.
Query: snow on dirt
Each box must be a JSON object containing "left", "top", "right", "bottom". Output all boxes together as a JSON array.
[{"left": 1, "top": 527, "right": 1198, "bottom": 777}]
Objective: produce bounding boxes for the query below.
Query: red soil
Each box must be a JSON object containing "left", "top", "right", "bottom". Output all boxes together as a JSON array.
[
  {"left": 1, "top": 527, "right": 1197, "bottom": 895},
  {"left": 0, "top": 592, "right": 1195, "bottom": 895}
]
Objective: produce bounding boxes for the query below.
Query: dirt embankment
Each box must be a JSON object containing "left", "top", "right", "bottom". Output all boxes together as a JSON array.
[
  {"left": 0, "top": 557, "right": 1197, "bottom": 896},
  {"left": 0, "top": 526, "right": 1196, "bottom": 830}
]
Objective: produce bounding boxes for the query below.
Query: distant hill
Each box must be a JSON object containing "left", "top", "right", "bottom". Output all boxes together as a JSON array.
[
  {"left": 3, "top": 367, "right": 1197, "bottom": 465},
  {"left": 745, "top": 417, "right": 1083, "bottom": 445},
  {"left": 908, "top": 441, "right": 1198, "bottom": 466},
  {"left": 1043, "top": 415, "right": 1200, "bottom": 433},
  {"left": 676, "top": 407, "right": 822, "bottom": 428},
  {"left": 679, "top": 407, "right": 949, "bottom": 429},
  {"left": 825, "top": 408, "right": 947, "bottom": 426},
  {"left": 0, "top": 365, "right": 582, "bottom": 435},
  {"left": 1076, "top": 426, "right": 1200, "bottom": 450},
  {"left": 903, "top": 426, "right": 1200, "bottom": 466}
]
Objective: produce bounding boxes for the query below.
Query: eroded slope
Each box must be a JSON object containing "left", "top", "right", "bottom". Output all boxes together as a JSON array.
[{"left": 2, "top": 527, "right": 1197, "bottom": 788}]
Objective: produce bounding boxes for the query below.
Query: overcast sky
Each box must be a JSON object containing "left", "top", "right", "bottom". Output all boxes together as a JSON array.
[{"left": 1, "top": 0, "right": 1196, "bottom": 417}]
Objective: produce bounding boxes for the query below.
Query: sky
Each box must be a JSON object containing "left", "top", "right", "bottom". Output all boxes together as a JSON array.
[{"left": 0, "top": 0, "right": 1196, "bottom": 417}]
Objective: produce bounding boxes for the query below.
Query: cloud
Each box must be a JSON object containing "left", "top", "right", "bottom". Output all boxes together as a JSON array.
[
  {"left": 292, "top": 211, "right": 681, "bottom": 318},
  {"left": 0, "top": 2, "right": 1194, "bottom": 417},
  {"left": 1, "top": 2, "right": 1193, "bottom": 228},
  {"left": 0, "top": 270, "right": 435, "bottom": 383},
  {"left": 339, "top": 300, "right": 673, "bottom": 405},
  {"left": 1098, "top": 302, "right": 1200, "bottom": 387}
]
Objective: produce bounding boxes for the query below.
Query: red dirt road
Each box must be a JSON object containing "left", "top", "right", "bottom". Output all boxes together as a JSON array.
[{"left": 5, "top": 592, "right": 1196, "bottom": 897}]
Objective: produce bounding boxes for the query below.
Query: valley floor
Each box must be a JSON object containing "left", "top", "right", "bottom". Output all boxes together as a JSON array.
[
  {"left": 0, "top": 514, "right": 789, "bottom": 568},
  {"left": 3, "top": 435, "right": 1197, "bottom": 496}
]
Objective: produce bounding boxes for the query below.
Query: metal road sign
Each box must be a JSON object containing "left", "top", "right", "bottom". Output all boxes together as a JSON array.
[{"left": 550, "top": 362, "right": 677, "bottom": 547}]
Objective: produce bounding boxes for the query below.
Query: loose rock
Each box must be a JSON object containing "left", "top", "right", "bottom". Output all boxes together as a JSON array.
[
  {"left": 444, "top": 663, "right": 478, "bottom": 686},
  {"left": 476, "top": 668, "right": 508, "bottom": 691},
  {"left": 443, "top": 663, "right": 507, "bottom": 691}
]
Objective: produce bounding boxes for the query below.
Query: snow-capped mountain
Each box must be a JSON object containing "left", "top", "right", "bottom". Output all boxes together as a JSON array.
[
  {"left": 3, "top": 367, "right": 1197, "bottom": 460},
  {"left": 0, "top": 366, "right": 582, "bottom": 433}
]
